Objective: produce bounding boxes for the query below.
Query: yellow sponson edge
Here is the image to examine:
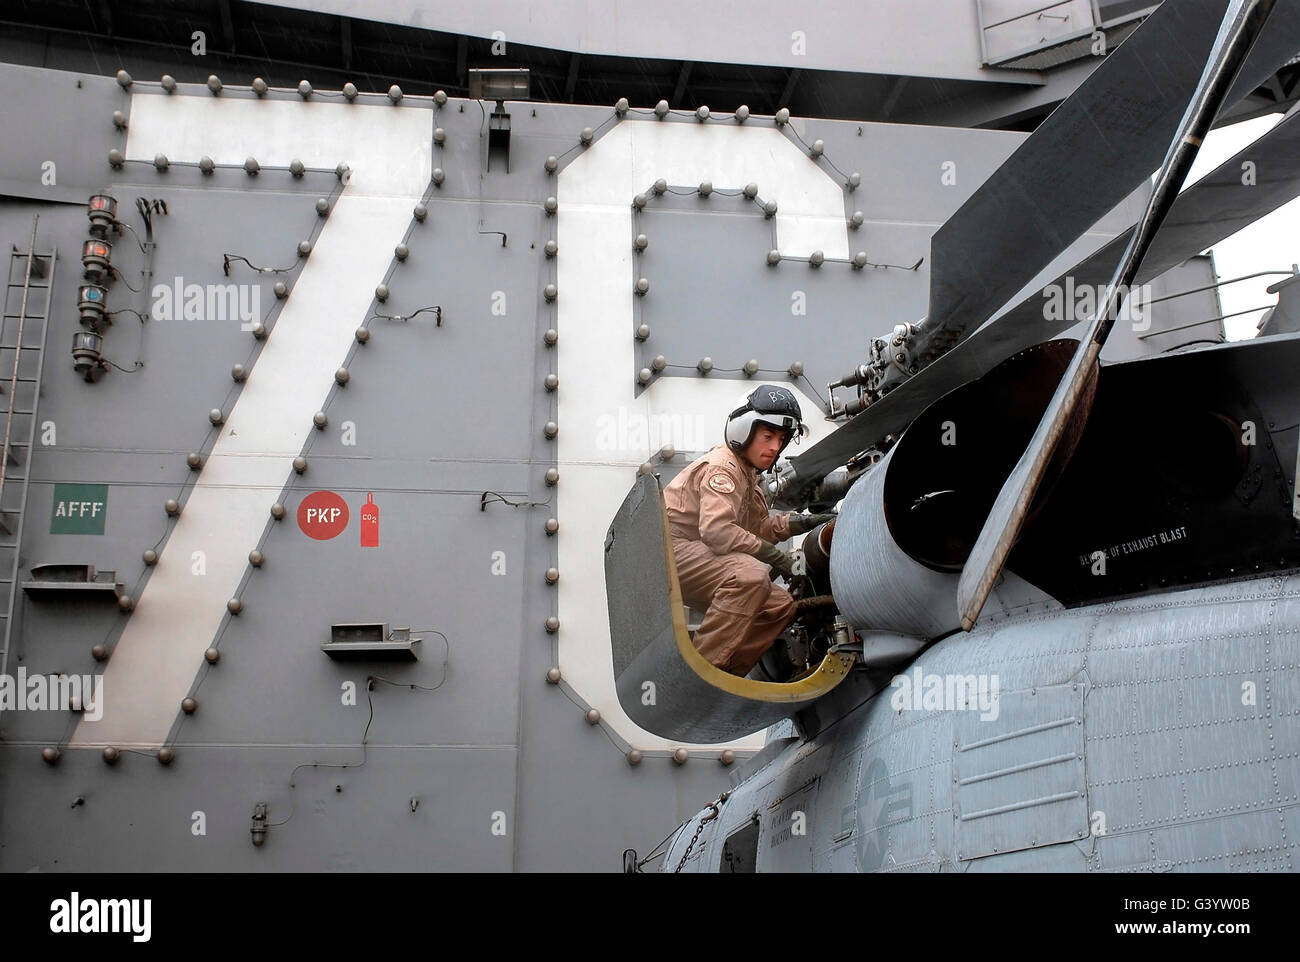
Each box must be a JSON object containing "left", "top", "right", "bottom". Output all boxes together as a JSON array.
[{"left": 657, "top": 487, "right": 856, "bottom": 702}]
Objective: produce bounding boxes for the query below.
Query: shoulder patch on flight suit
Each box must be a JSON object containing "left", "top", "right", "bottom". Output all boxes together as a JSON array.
[{"left": 707, "top": 472, "right": 736, "bottom": 494}]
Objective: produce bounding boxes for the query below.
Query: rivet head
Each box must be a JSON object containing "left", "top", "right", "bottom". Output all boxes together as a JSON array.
[
  {"left": 544, "top": 240, "right": 558, "bottom": 258},
  {"left": 696, "top": 105, "right": 710, "bottom": 121},
  {"left": 157, "top": 748, "right": 175, "bottom": 765},
  {"left": 395, "top": 243, "right": 409, "bottom": 261},
  {"left": 626, "top": 749, "right": 643, "bottom": 766},
  {"left": 343, "top": 82, "right": 358, "bottom": 100},
  {"left": 543, "top": 421, "right": 558, "bottom": 439},
  {"left": 743, "top": 183, "right": 759, "bottom": 199},
  {"left": 434, "top": 90, "right": 448, "bottom": 106},
  {"left": 274, "top": 280, "right": 289, "bottom": 298},
  {"left": 545, "top": 517, "right": 559, "bottom": 535},
  {"left": 432, "top": 167, "right": 445, "bottom": 185},
  {"left": 198, "top": 156, "right": 215, "bottom": 174},
  {"left": 336, "top": 163, "right": 350, "bottom": 181},
  {"left": 638, "top": 462, "right": 653, "bottom": 475},
  {"left": 635, "top": 277, "right": 650, "bottom": 296},
  {"left": 743, "top": 359, "right": 759, "bottom": 375},
  {"left": 651, "top": 354, "right": 666, "bottom": 371},
  {"left": 653, "top": 178, "right": 667, "bottom": 195},
  {"left": 736, "top": 105, "right": 750, "bottom": 122},
  {"left": 810, "top": 139, "right": 824, "bottom": 157},
  {"left": 205, "top": 647, "right": 221, "bottom": 664},
  {"left": 298, "top": 80, "right": 313, "bottom": 98},
  {"left": 788, "top": 361, "right": 804, "bottom": 377},
  {"left": 853, "top": 251, "right": 868, "bottom": 268},
  {"left": 251, "top": 323, "right": 267, "bottom": 339},
  {"left": 580, "top": 127, "right": 594, "bottom": 145},
  {"left": 249, "top": 549, "right": 265, "bottom": 567},
  {"left": 545, "top": 567, "right": 560, "bottom": 584},
  {"left": 775, "top": 107, "right": 790, "bottom": 125},
  {"left": 231, "top": 364, "right": 247, "bottom": 382},
  {"left": 227, "top": 598, "right": 244, "bottom": 614},
  {"left": 42, "top": 747, "right": 61, "bottom": 764},
  {"left": 720, "top": 749, "right": 736, "bottom": 766},
  {"left": 810, "top": 250, "right": 825, "bottom": 267},
  {"left": 545, "top": 616, "right": 560, "bottom": 633},
  {"left": 544, "top": 373, "right": 559, "bottom": 391},
  {"left": 543, "top": 283, "right": 558, "bottom": 302},
  {"left": 634, "top": 234, "right": 648, "bottom": 250},
  {"left": 298, "top": 240, "right": 312, "bottom": 257},
  {"left": 118, "top": 594, "right": 134, "bottom": 611},
  {"left": 544, "top": 196, "right": 558, "bottom": 215},
  {"left": 143, "top": 549, "right": 159, "bottom": 565},
  {"left": 165, "top": 498, "right": 181, "bottom": 515},
  {"left": 187, "top": 452, "right": 202, "bottom": 469},
  {"left": 244, "top": 156, "right": 259, "bottom": 175},
  {"left": 763, "top": 200, "right": 778, "bottom": 217},
  {"left": 413, "top": 203, "right": 428, "bottom": 222},
  {"left": 161, "top": 75, "right": 176, "bottom": 92},
  {"left": 638, "top": 368, "right": 653, "bottom": 384},
  {"left": 848, "top": 171, "right": 861, "bottom": 189},
  {"left": 182, "top": 697, "right": 198, "bottom": 714},
  {"left": 293, "top": 457, "right": 307, "bottom": 474},
  {"left": 672, "top": 748, "right": 689, "bottom": 765},
  {"left": 543, "top": 328, "right": 558, "bottom": 346},
  {"left": 655, "top": 99, "right": 670, "bottom": 117},
  {"left": 290, "top": 159, "right": 306, "bottom": 177},
  {"left": 115, "top": 69, "right": 132, "bottom": 88},
  {"left": 154, "top": 153, "right": 169, "bottom": 170},
  {"left": 335, "top": 367, "right": 350, "bottom": 386},
  {"left": 355, "top": 327, "right": 371, "bottom": 343},
  {"left": 112, "top": 110, "right": 128, "bottom": 129},
  {"left": 697, "top": 357, "right": 713, "bottom": 373},
  {"left": 433, "top": 127, "right": 446, "bottom": 144},
  {"left": 375, "top": 284, "right": 389, "bottom": 302},
  {"left": 546, "top": 667, "right": 562, "bottom": 684},
  {"left": 209, "top": 408, "right": 224, "bottom": 425},
  {"left": 252, "top": 77, "right": 268, "bottom": 96},
  {"left": 544, "top": 155, "right": 558, "bottom": 173},
  {"left": 635, "top": 324, "right": 651, "bottom": 341},
  {"left": 659, "top": 444, "right": 675, "bottom": 461},
  {"left": 698, "top": 181, "right": 712, "bottom": 196},
  {"left": 544, "top": 468, "right": 560, "bottom": 485},
  {"left": 585, "top": 708, "right": 601, "bottom": 724},
  {"left": 313, "top": 411, "right": 328, "bottom": 429},
  {"left": 108, "top": 148, "right": 125, "bottom": 168},
  {"left": 91, "top": 644, "right": 109, "bottom": 661},
  {"left": 103, "top": 747, "right": 120, "bottom": 765},
  {"left": 388, "top": 84, "right": 403, "bottom": 103},
  {"left": 850, "top": 211, "right": 864, "bottom": 228},
  {"left": 615, "top": 97, "right": 629, "bottom": 115},
  {"left": 315, "top": 198, "right": 329, "bottom": 217}
]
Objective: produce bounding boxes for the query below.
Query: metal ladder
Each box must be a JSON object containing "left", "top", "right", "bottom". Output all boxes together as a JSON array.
[{"left": 0, "top": 216, "right": 56, "bottom": 691}]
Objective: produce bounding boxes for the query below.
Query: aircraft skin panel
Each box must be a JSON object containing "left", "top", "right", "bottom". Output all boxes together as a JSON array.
[{"left": 666, "top": 573, "right": 1300, "bottom": 872}]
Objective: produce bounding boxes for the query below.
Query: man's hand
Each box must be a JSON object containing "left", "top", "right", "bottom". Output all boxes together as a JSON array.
[
  {"left": 753, "top": 541, "right": 795, "bottom": 579},
  {"left": 786, "top": 512, "right": 837, "bottom": 536}
]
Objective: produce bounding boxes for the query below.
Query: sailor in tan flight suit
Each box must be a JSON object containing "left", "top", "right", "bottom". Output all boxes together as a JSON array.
[{"left": 664, "top": 385, "right": 835, "bottom": 677}]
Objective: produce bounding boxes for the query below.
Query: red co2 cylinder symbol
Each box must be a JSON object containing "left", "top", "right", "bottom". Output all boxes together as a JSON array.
[{"left": 360, "top": 492, "right": 379, "bottom": 547}]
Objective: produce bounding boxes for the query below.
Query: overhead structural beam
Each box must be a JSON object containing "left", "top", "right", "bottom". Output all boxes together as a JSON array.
[
  {"left": 96, "top": 0, "right": 114, "bottom": 37},
  {"left": 341, "top": 16, "right": 352, "bottom": 70},
  {"left": 880, "top": 75, "right": 909, "bottom": 120},
  {"left": 672, "top": 60, "right": 693, "bottom": 104},
  {"left": 217, "top": 0, "right": 235, "bottom": 52},
  {"left": 779, "top": 67, "right": 801, "bottom": 109},
  {"left": 565, "top": 52, "right": 580, "bottom": 102}
]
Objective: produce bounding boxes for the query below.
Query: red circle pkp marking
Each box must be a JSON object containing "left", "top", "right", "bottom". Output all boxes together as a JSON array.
[{"left": 298, "top": 490, "right": 349, "bottom": 540}]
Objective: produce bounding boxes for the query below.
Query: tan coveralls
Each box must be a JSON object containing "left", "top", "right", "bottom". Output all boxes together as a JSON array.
[{"left": 663, "top": 444, "right": 796, "bottom": 676}]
